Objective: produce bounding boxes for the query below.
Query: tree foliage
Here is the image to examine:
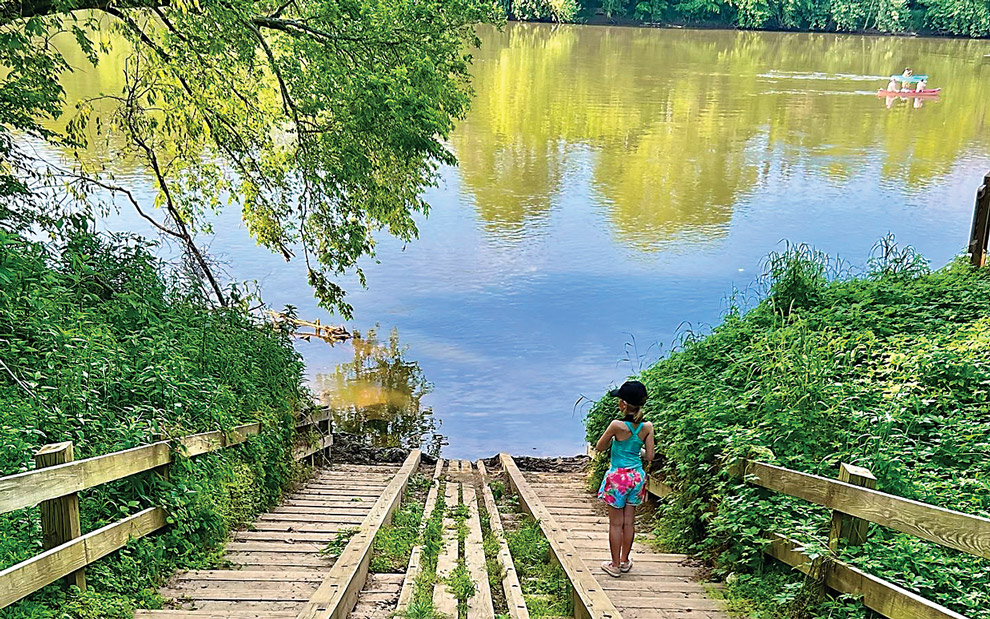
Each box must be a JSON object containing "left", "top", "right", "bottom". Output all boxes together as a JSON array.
[
  {"left": 1, "top": 0, "right": 498, "bottom": 315},
  {"left": 534, "top": 0, "right": 989, "bottom": 35}
]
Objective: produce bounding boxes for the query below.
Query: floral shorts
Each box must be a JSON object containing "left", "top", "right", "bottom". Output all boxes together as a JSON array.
[{"left": 598, "top": 467, "right": 646, "bottom": 509}]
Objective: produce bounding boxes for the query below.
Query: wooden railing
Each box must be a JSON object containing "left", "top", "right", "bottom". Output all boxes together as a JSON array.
[
  {"left": 0, "top": 409, "right": 333, "bottom": 610},
  {"left": 647, "top": 459, "right": 988, "bottom": 619}
]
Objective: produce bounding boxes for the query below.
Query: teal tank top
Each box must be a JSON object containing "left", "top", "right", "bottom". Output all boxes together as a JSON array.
[{"left": 609, "top": 421, "right": 645, "bottom": 470}]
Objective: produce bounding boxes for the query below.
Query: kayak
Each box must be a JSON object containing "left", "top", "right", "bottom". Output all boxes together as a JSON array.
[
  {"left": 877, "top": 88, "right": 941, "bottom": 97},
  {"left": 889, "top": 74, "right": 928, "bottom": 83}
]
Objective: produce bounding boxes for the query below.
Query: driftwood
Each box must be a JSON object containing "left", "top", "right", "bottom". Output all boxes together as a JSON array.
[{"left": 266, "top": 310, "right": 351, "bottom": 344}]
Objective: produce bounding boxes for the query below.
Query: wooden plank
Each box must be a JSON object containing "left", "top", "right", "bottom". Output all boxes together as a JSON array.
[
  {"left": 433, "top": 482, "right": 460, "bottom": 618},
  {"left": 295, "top": 451, "right": 421, "bottom": 619},
  {"left": 0, "top": 423, "right": 260, "bottom": 514},
  {"left": 828, "top": 463, "right": 876, "bottom": 552},
  {"left": 274, "top": 501, "right": 370, "bottom": 511},
  {"left": 500, "top": 454, "right": 621, "bottom": 619},
  {"left": 296, "top": 409, "right": 333, "bottom": 429},
  {"left": 158, "top": 600, "right": 303, "bottom": 612},
  {"left": 290, "top": 495, "right": 381, "bottom": 504},
  {"left": 738, "top": 460, "right": 990, "bottom": 560},
  {"left": 139, "top": 612, "right": 298, "bottom": 619},
  {"left": 293, "top": 435, "right": 334, "bottom": 461},
  {"left": 765, "top": 535, "right": 970, "bottom": 619},
  {"left": 396, "top": 459, "right": 445, "bottom": 612},
  {"left": 34, "top": 442, "right": 86, "bottom": 591},
  {"left": 258, "top": 513, "right": 369, "bottom": 524},
  {"left": 234, "top": 531, "right": 335, "bottom": 543},
  {"left": 646, "top": 475, "right": 672, "bottom": 499},
  {"left": 606, "top": 597, "right": 723, "bottom": 611},
  {"left": 0, "top": 507, "right": 166, "bottom": 609},
  {"left": 179, "top": 423, "right": 262, "bottom": 458},
  {"left": 463, "top": 480, "right": 495, "bottom": 619},
  {"left": 176, "top": 570, "right": 326, "bottom": 582},
  {"left": 160, "top": 582, "right": 317, "bottom": 601},
  {"left": 477, "top": 460, "right": 530, "bottom": 619},
  {"left": 225, "top": 553, "right": 333, "bottom": 569}
]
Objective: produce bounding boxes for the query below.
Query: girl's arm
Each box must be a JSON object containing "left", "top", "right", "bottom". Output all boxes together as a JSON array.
[
  {"left": 594, "top": 421, "right": 615, "bottom": 453},
  {"left": 642, "top": 423, "right": 655, "bottom": 462}
]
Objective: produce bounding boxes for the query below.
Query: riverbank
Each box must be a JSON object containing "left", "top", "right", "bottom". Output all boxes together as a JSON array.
[
  {"left": 585, "top": 241, "right": 990, "bottom": 619},
  {"left": 504, "top": 0, "right": 990, "bottom": 38},
  {"left": 0, "top": 223, "right": 309, "bottom": 618}
]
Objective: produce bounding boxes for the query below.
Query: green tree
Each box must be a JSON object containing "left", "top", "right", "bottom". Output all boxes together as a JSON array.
[{"left": 0, "top": 0, "right": 498, "bottom": 314}]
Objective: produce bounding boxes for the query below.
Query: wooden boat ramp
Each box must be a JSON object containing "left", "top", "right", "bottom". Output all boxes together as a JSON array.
[
  {"left": 137, "top": 454, "right": 726, "bottom": 619},
  {"left": 4, "top": 430, "right": 987, "bottom": 619},
  {"left": 0, "top": 444, "right": 727, "bottom": 619}
]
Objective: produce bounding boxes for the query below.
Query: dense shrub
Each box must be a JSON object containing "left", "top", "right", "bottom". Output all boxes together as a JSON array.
[
  {"left": 586, "top": 242, "right": 990, "bottom": 619},
  {"left": 554, "top": 0, "right": 990, "bottom": 36},
  {"left": 0, "top": 222, "right": 307, "bottom": 618},
  {"left": 509, "top": 0, "right": 580, "bottom": 22}
]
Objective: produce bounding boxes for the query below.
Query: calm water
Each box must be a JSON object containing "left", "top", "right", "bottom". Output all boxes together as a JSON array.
[{"left": 37, "top": 23, "right": 990, "bottom": 457}]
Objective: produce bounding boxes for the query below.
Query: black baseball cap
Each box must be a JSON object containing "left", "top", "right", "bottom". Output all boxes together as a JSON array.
[{"left": 608, "top": 380, "right": 648, "bottom": 407}]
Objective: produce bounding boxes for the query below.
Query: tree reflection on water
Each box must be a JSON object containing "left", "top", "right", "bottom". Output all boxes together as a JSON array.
[{"left": 313, "top": 327, "right": 444, "bottom": 456}]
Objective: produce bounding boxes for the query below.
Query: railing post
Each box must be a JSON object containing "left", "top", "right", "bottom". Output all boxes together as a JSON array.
[
  {"left": 318, "top": 416, "right": 331, "bottom": 464},
  {"left": 34, "top": 442, "right": 86, "bottom": 591},
  {"left": 969, "top": 171, "right": 990, "bottom": 267},
  {"left": 828, "top": 463, "right": 877, "bottom": 553}
]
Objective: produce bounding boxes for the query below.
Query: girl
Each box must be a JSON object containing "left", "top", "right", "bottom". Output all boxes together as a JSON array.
[{"left": 595, "top": 380, "right": 654, "bottom": 577}]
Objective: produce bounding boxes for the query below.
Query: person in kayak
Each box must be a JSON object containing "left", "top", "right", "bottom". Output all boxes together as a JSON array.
[
  {"left": 900, "top": 68, "right": 915, "bottom": 89},
  {"left": 594, "top": 380, "right": 655, "bottom": 577}
]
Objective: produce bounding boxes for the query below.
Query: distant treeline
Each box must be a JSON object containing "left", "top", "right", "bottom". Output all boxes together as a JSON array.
[{"left": 503, "top": 0, "right": 990, "bottom": 37}]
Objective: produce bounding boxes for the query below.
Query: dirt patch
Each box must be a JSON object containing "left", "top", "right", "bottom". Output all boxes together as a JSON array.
[{"left": 331, "top": 432, "right": 438, "bottom": 465}]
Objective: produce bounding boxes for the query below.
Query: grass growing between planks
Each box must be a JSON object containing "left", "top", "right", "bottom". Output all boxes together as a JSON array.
[
  {"left": 503, "top": 516, "right": 571, "bottom": 617},
  {"left": 494, "top": 479, "right": 571, "bottom": 619},
  {"left": 586, "top": 240, "right": 990, "bottom": 619},
  {"left": 401, "top": 481, "right": 447, "bottom": 619},
  {"left": 476, "top": 499, "right": 509, "bottom": 617},
  {"left": 446, "top": 498, "right": 475, "bottom": 619},
  {"left": 0, "top": 223, "right": 308, "bottom": 619},
  {"left": 370, "top": 473, "right": 431, "bottom": 573}
]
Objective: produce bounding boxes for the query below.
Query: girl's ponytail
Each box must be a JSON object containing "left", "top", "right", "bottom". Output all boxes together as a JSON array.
[{"left": 624, "top": 405, "right": 643, "bottom": 424}]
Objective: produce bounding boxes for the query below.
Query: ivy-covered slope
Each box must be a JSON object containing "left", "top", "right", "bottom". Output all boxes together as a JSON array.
[
  {"left": 586, "top": 243, "right": 990, "bottom": 619},
  {"left": 0, "top": 224, "right": 308, "bottom": 619}
]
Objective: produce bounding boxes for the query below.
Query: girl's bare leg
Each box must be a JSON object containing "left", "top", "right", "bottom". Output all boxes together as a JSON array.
[
  {"left": 620, "top": 504, "right": 636, "bottom": 563},
  {"left": 608, "top": 506, "right": 624, "bottom": 567}
]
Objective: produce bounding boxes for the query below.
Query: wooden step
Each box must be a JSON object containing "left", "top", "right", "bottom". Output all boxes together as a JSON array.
[
  {"left": 233, "top": 530, "right": 337, "bottom": 543},
  {"left": 173, "top": 570, "right": 325, "bottom": 582},
  {"left": 225, "top": 551, "right": 334, "bottom": 569},
  {"left": 259, "top": 512, "right": 369, "bottom": 524},
  {"left": 160, "top": 581, "right": 317, "bottom": 602},
  {"left": 157, "top": 600, "right": 302, "bottom": 612},
  {"left": 136, "top": 611, "right": 298, "bottom": 619}
]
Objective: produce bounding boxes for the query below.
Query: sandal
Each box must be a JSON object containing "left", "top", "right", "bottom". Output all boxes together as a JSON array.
[
  {"left": 620, "top": 558, "right": 633, "bottom": 573},
  {"left": 601, "top": 561, "right": 622, "bottom": 578}
]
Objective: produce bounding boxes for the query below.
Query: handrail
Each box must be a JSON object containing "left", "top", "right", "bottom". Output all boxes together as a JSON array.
[
  {"left": 644, "top": 457, "right": 986, "bottom": 619},
  {"left": 0, "top": 423, "right": 261, "bottom": 515},
  {"left": 0, "top": 410, "right": 333, "bottom": 610},
  {"left": 732, "top": 459, "right": 990, "bottom": 560},
  {"left": 764, "top": 534, "right": 969, "bottom": 619},
  {"left": 0, "top": 508, "right": 168, "bottom": 609}
]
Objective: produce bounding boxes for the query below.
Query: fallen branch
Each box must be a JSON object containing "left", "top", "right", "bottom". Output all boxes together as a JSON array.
[{"left": 266, "top": 310, "right": 351, "bottom": 345}]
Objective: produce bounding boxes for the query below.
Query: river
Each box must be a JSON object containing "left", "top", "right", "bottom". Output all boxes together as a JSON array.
[{"left": 36, "top": 22, "right": 990, "bottom": 458}]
